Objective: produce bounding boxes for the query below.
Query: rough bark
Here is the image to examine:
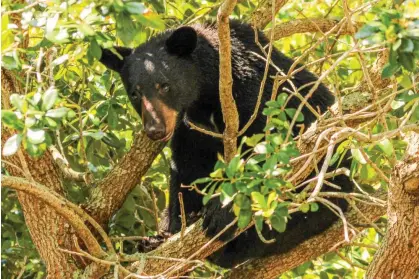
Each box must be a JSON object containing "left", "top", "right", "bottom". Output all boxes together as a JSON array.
[
  {"left": 366, "top": 133, "right": 419, "bottom": 279},
  {"left": 2, "top": 69, "right": 80, "bottom": 278},
  {"left": 84, "top": 132, "right": 164, "bottom": 227},
  {"left": 217, "top": 0, "right": 239, "bottom": 162},
  {"left": 265, "top": 18, "right": 360, "bottom": 41},
  {"left": 252, "top": 0, "right": 288, "bottom": 29}
]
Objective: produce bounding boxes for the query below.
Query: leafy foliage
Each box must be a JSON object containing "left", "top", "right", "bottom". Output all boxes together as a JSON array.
[{"left": 1, "top": 0, "right": 418, "bottom": 278}]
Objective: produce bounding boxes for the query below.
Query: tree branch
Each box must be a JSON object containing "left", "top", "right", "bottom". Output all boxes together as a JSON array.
[
  {"left": 218, "top": 0, "right": 239, "bottom": 162},
  {"left": 84, "top": 131, "right": 165, "bottom": 226},
  {"left": 1, "top": 176, "right": 107, "bottom": 259},
  {"left": 251, "top": 0, "right": 288, "bottom": 29},
  {"left": 366, "top": 132, "right": 419, "bottom": 279},
  {"left": 264, "top": 18, "right": 360, "bottom": 41}
]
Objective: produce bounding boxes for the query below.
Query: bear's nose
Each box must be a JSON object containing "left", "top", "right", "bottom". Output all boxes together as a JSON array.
[{"left": 145, "top": 124, "right": 166, "bottom": 141}]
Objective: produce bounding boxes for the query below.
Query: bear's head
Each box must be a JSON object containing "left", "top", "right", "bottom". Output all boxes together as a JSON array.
[{"left": 99, "top": 26, "right": 201, "bottom": 141}]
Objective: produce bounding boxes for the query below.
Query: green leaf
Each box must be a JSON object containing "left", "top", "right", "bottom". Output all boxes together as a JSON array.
[
  {"left": 400, "top": 74, "right": 413, "bottom": 88},
  {"left": 254, "top": 215, "right": 264, "bottom": 232},
  {"left": 351, "top": 148, "right": 367, "bottom": 164},
  {"left": 226, "top": 156, "right": 241, "bottom": 178},
  {"left": 46, "top": 107, "right": 69, "bottom": 118},
  {"left": 270, "top": 215, "right": 286, "bottom": 233},
  {"left": 83, "top": 131, "right": 105, "bottom": 140},
  {"left": 89, "top": 39, "right": 102, "bottom": 60},
  {"left": 285, "top": 108, "right": 304, "bottom": 122},
  {"left": 25, "top": 117, "right": 37, "bottom": 128},
  {"left": 381, "top": 63, "right": 399, "bottom": 78},
  {"left": 51, "top": 54, "right": 69, "bottom": 66},
  {"left": 2, "top": 110, "right": 18, "bottom": 127},
  {"left": 27, "top": 129, "right": 45, "bottom": 144},
  {"left": 254, "top": 142, "right": 267, "bottom": 154},
  {"left": 234, "top": 193, "right": 251, "bottom": 209},
  {"left": 245, "top": 134, "right": 264, "bottom": 147},
  {"left": 10, "top": 94, "right": 24, "bottom": 111},
  {"left": 221, "top": 183, "right": 235, "bottom": 206},
  {"left": 310, "top": 202, "right": 320, "bottom": 212},
  {"left": 125, "top": 2, "right": 145, "bottom": 14},
  {"left": 251, "top": 192, "right": 267, "bottom": 210},
  {"left": 42, "top": 87, "right": 58, "bottom": 110},
  {"left": 192, "top": 177, "right": 212, "bottom": 184},
  {"left": 276, "top": 93, "right": 288, "bottom": 106},
  {"left": 3, "top": 134, "right": 22, "bottom": 156},
  {"left": 44, "top": 117, "right": 57, "bottom": 128},
  {"left": 377, "top": 139, "right": 394, "bottom": 157},
  {"left": 300, "top": 203, "right": 310, "bottom": 213},
  {"left": 355, "top": 24, "right": 378, "bottom": 39},
  {"left": 399, "top": 52, "right": 415, "bottom": 71},
  {"left": 237, "top": 209, "right": 252, "bottom": 229},
  {"left": 400, "top": 39, "right": 414, "bottom": 52}
]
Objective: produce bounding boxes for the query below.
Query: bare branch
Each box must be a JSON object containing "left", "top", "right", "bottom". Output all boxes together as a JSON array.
[{"left": 217, "top": 0, "right": 239, "bottom": 162}]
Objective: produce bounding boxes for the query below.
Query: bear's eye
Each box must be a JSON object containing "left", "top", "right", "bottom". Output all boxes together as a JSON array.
[{"left": 162, "top": 84, "right": 170, "bottom": 93}]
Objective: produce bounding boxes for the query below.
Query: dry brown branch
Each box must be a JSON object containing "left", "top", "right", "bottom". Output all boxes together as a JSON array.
[
  {"left": 217, "top": 0, "right": 239, "bottom": 162},
  {"left": 366, "top": 132, "right": 419, "bottom": 279},
  {"left": 264, "top": 18, "right": 360, "bottom": 41}
]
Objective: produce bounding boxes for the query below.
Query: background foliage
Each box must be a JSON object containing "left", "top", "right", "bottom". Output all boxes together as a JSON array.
[{"left": 1, "top": 0, "right": 418, "bottom": 278}]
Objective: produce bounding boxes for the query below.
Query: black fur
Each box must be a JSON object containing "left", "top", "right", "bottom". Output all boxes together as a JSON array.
[{"left": 99, "top": 20, "right": 353, "bottom": 268}]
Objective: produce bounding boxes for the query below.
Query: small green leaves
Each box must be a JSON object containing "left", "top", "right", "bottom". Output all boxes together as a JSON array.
[
  {"left": 226, "top": 156, "right": 242, "bottom": 178},
  {"left": 3, "top": 134, "right": 22, "bottom": 156},
  {"left": 351, "top": 148, "right": 367, "bottom": 164},
  {"left": 125, "top": 2, "right": 146, "bottom": 14},
  {"left": 10, "top": 94, "right": 25, "bottom": 112},
  {"left": 42, "top": 87, "right": 58, "bottom": 111},
  {"left": 270, "top": 214, "right": 286, "bottom": 233},
  {"left": 237, "top": 209, "right": 252, "bottom": 229},
  {"left": 27, "top": 129, "right": 45, "bottom": 144},
  {"left": 45, "top": 107, "right": 69, "bottom": 118},
  {"left": 300, "top": 203, "right": 310, "bottom": 213}
]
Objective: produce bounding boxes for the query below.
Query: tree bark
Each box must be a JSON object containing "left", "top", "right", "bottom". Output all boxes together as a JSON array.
[
  {"left": 2, "top": 69, "right": 80, "bottom": 278},
  {"left": 84, "top": 132, "right": 164, "bottom": 227},
  {"left": 366, "top": 133, "right": 419, "bottom": 279}
]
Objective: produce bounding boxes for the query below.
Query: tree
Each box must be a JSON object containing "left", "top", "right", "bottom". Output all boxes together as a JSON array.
[{"left": 1, "top": 0, "right": 418, "bottom": 278}]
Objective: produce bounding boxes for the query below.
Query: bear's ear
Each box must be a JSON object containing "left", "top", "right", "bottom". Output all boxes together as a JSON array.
[
  {"left": 165, "top": 26, "right": 197, "bottom": 56},
  {"left": 99, "top": 46, "right": 133, "bottom": 73}
]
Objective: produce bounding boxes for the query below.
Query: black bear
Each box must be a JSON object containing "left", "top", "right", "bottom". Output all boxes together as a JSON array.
[{"left": 99, "top": 20, "right": 353, "bottom": 268}]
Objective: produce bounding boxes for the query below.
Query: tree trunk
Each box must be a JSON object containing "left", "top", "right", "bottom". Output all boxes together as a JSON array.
[
  {"left": 366, "top": 133, "right": 419, "bottom": 279},
  {"left": 2, "top": 69, "right": 80, "bottom": 278}
]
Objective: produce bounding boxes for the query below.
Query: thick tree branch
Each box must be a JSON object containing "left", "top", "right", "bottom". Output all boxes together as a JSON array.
[
  {"left": 252, "top": 0, "right": 288, "bottom": 29},
  {"left": 1, "top": 176, "right": 108, "bottom": 259},
  {"left": 85, "top": 131, "right": 165, "bottom": 226},
  {"left": 2, "top": 66, "right": 80, "bottom": 277},
  {"left": 218, "top": 0, "right": 239, "bottom": 162},
  {"left": 264, "top": 18, "right": 360, "bottom": 41},
  {"left": 366, "top": 132, "right": 419, "bottom": 279}
]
